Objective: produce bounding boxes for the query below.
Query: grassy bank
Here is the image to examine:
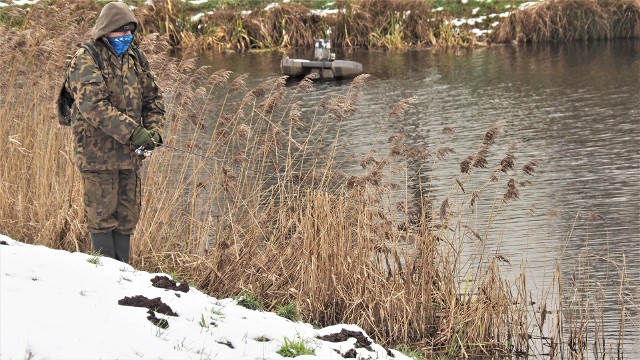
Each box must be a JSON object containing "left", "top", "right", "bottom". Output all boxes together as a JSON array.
[
  {"left": 0, "top": 1, "right": 636, "bottom": 358},
  {"left": 2, "top": 0, "right": 639, "bottom": 51},
  {"left": 494, "top": 0, "right": 640, "bottom": 43}
]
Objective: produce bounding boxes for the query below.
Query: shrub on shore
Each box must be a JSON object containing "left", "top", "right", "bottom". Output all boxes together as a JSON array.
[
  {"left": 129, "top": 0, "right": 640, "bottom": 49},
  {"left": 492, "top": 0, "right": 640, "bottom": 43}
]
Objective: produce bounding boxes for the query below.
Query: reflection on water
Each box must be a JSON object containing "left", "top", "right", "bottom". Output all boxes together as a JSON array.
[{"left": 201, "top": 41, "right": 640, "bottom": 353}]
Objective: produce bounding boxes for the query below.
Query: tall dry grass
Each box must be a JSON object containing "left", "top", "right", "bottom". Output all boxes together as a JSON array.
[
  {"left": 0, "top": 0, "right": 99, "bottom": 250},
  {"left": 1, "top": 1, "right": 636, "bottom": 358},
  {"left": 492, "top": 0, "right": 640, "bottom": 43},
  {"left": 135, "top": 0, "right": 640, "bottom": 50},
  {"left": 132, "top": 0, "right": 447, "bottom": 50}
]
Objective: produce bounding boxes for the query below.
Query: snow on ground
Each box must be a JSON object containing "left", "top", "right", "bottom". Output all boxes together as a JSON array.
[{"left": 0, "top": 234, "right": 410, "bottom": 360}]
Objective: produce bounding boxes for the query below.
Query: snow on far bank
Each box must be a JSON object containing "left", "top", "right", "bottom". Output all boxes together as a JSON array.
[
  {"left": 178, "top": 0, "right": 228, "bottom": 4},
  {"left": 519, "top": 1, "right": 543, "bottom": 10},
  {"left": 311, "top": 9, "right": 340, "bottom": 17},
  {"left": 0, "top": 0, "right": 37, "bottom": 7},
  {"left": 0, "top": 234, "right": 410, "bottom": 360}
]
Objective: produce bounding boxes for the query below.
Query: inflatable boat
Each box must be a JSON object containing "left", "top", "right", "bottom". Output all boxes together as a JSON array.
[{"left": 280, "top": 39, "right": 363, "bottom": 80}]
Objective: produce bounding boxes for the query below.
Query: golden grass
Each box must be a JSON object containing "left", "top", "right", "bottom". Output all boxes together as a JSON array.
[
  {"left": 492, "top": 0, "right": 640, "bottom": 43},
  {"left": 0, "top": 1, "right": 636, "bottom": 357},
  {"left": 143, "top": 0, "right": 639, "bottom": 50}
]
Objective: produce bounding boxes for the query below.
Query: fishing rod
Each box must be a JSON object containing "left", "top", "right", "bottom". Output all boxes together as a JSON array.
[{"left": 136, "top": 143, "right": 227, "bottom": 164}]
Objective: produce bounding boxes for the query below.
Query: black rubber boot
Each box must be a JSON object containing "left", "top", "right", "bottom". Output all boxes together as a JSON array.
[
  {"left": 90, "top": 231, "right": 116, "bottom": 259},
  {"left": 113, "top": 231, "right": 131, "bottom": 264}
]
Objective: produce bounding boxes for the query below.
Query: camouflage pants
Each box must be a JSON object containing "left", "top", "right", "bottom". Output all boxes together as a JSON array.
[{"left": 81, "top": 169, "right": 141, "bottom": 234}]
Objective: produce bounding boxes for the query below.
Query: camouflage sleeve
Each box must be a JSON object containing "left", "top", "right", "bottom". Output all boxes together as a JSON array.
[
  {"left": 67, "top": 49, "right": 140, "bottom": 144},
  {"left": 140, "top": 60, "right": 165, "bottom": 136}
]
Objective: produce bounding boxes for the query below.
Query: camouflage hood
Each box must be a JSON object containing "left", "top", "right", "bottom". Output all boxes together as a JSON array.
[{"left": 91, "top": 2, "right": 138, "bottom": 41}]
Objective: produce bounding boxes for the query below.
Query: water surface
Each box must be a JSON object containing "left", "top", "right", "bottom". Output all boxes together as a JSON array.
[{"left": 200, "top": 41, "right": 640, "bottom": 354}]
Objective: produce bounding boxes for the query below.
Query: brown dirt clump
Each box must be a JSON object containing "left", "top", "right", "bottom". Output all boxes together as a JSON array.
[
  {"left": 151, "top": 275, "right": 190, "bottom": 293},
  {"left": 318, "top": 329, "right": 373, "bottom": 351},
  {"left": 118, "top": 295, "right": 178, "bottom": 316},
  {"left": 342, "top": 348, "right": 358, "bottom": 358},
  {"left": 146, "top": 309, "right": 169, "bottom": 329}
]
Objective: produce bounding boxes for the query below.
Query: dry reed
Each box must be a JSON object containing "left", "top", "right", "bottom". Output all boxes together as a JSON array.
[
  {"left": 492, "top": 0, "right": 640, "bottom": 43},
  {"left": 112, "top": 0, "right": 449, "bottom": 51}
]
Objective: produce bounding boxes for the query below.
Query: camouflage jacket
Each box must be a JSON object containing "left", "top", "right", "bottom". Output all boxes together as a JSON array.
[{"left": 66, "top": 38, "right": 165, "bottom": 171}]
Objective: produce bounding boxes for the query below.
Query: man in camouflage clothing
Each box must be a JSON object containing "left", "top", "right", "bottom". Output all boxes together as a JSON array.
[{"left": 66, "top": 2, "right": 165, "bottom": 263}]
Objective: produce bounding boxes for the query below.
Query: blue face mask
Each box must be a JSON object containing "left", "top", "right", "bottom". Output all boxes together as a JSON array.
[{"left": 107, "top": 34, "right": 134, "bottom": 56}]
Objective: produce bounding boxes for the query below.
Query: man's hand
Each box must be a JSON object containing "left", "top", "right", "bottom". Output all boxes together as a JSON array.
[
  {"left": 130, "top": 126, "right": 156, "bottom": 150},
  {"left": 148, "top": 130, "right": 162, "bottom": 146}
]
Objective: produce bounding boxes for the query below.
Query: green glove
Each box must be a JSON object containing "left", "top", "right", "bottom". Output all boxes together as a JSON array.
[
  {"left": 148, "top": 130, "right": 162, "bottom": 146},
  {"left": 130, "top": 127, "right": 156, "bottom": 150}
]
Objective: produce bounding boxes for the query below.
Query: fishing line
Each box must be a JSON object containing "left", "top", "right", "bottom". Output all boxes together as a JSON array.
[{"left": 147, "top": 141, "right": 404, "bottom": 216}]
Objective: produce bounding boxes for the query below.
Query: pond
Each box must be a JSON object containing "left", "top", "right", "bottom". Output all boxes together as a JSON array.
[{"left": 198, "top": 40, "right": 640, "bottom": 355}]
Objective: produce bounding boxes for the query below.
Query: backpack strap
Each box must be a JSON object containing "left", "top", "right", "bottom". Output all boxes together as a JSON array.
[
  {"left": 80, "top": 41, "right": 105, "bottom": 71},
  {"left": 130, "top": 44, "right": 150, "bottom": 72}
]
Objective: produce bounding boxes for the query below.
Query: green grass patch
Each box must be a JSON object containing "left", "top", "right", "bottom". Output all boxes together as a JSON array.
[
  {"left": 86, "top": 252, "right": 102, "bottom": 266},
  {"left": 235, "top": 291, "right": 263, "bottom": 311},
  {"left": 396, "top": 344, "right": 424, "bottom": 360},
  {"left": 276, "top": 337, "right": 315, "bottom": 358},
  {"left": 0, "top": 7, "right": 26, "bottom": 29},
  {"left": 275, "top": 301, "right": 300, "bottom": 322}
]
